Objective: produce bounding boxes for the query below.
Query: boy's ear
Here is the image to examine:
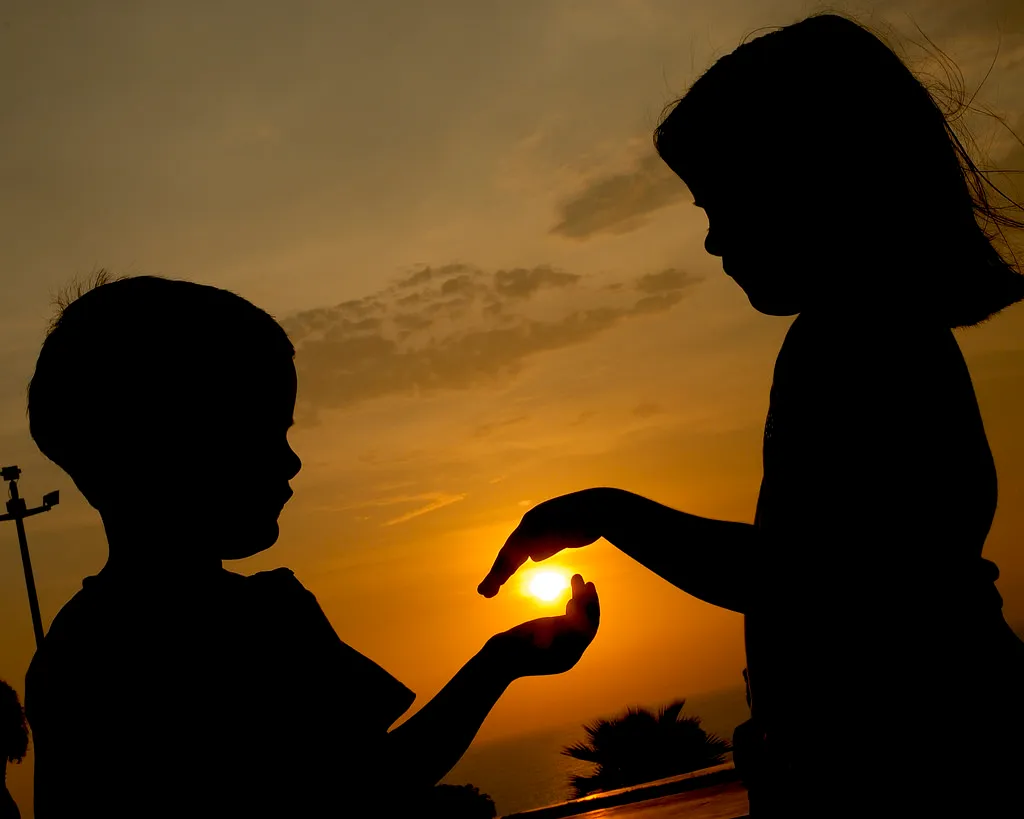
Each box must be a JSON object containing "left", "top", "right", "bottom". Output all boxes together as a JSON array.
[{"left": 65, "top": 446, "right": 134, "bottom": 512}]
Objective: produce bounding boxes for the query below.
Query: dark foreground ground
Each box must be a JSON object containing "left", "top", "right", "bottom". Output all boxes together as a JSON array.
[
  {"left": 561, "top": 782, "right": 749, "bottom": 819},
  {"left": 503, "top": 764, "right": 748, "bottom": 819}
]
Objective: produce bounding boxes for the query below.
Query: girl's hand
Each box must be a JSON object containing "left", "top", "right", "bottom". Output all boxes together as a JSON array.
[
  {"left": 489, "top": 574, "right": 600, "bottom": 678},
  {"left": 478, "top": 489, "right": 610, "bottom": 598}
]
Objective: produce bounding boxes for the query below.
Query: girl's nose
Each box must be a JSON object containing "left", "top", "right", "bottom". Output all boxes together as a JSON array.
[{"left": 286, "top": 446, "right": 302, "bottom": 479}]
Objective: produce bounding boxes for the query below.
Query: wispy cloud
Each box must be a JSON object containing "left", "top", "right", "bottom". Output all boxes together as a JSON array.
[
  {"left": 383, "top": 493, "right": 467, "bottom": 526},
  {"left": 281, "top": 263, "right": 703, "bottom": 420},
  {"left": 550, "top": 153, "right": 689, "bottom": 239},
  {"left": 474, "top": 415, "right": 530, "bottom": 438},
  {"left": 326, "top": 490, "right": 470, "bottom": 527}
]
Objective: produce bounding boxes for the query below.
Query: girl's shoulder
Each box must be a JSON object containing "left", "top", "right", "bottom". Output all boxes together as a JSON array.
[
  {"left": 774, "top": 312, "right": 973, "bottom": 420},
  {"left": 779, "top": 311, "right": 964, "bottom": 381}
]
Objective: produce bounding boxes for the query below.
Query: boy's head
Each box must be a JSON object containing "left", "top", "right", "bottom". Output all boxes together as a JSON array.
[{"left": 28, "top": 274, "right": 301, "bottom": 560}]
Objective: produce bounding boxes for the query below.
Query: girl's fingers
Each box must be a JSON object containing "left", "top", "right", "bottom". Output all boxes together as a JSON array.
[{"left": 478, "top": 529, "right": 530, "bottom": 598}]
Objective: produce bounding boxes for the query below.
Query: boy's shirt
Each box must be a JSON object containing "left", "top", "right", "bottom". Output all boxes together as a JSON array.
[{"left": 26, "top": 567, "right": 415, "bottom": 817}]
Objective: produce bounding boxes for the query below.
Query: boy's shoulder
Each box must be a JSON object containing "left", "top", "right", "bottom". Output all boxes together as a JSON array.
[
  {"left": 243, "top": 565, "right": 304, "bottom": 593},
  {"left": 32, "top": 567, "right": 299, "bottom": 663}
]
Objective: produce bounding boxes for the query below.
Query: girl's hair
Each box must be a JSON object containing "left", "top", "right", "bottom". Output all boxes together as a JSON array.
[
  {"left": 0, "top": 680, "right": 29, "bottom": 764},
  {"left": 654, "top": 13, "right": 1024, "bottom": 327}
]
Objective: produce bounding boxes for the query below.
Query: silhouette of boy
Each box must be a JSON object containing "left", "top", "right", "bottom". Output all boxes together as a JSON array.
[
  {"left": 0, "top": 681, "right": 28, "bottom": 819},
  {"left": 25, "top": 275, "right": 599, "bottom": 818}
]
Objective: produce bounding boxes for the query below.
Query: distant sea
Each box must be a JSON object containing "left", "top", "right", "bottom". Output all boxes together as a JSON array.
[{"left": 443, "top": 686, "right": 749, "bottom": 816}]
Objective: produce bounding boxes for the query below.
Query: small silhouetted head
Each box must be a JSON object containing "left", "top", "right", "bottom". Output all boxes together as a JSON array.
[
  {"left": 655, "top": 13, "right": 1024, "bottom": 324},
  {"left": 28, "top": 275, "right": 301, "bottom": 560},
  {"left": 0, "top": 681, "right": 28, "bottom": 765}
]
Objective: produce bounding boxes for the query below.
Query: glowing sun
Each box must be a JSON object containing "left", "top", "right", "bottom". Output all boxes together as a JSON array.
[{"left": 527, "top": 570, "right": 569, "bottom": 602}]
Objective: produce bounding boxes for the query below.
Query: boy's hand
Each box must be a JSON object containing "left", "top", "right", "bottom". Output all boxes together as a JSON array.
[
  {"left": 490, "top": 574, "right": 600, "bottom": 678},
  {"left": 478, "top": 489, "right": 610, "bottom": 598}
]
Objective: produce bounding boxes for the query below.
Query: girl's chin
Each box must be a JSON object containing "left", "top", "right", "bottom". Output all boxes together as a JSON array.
[
  {"left": 737, "top": 284, "right": 801, "bottom": 316},
  {"left": 726, "top": 268, "right": 803, "bottom": 316},
  {"left": 747, "top": 296, "right": 802, "bottom": 316}
]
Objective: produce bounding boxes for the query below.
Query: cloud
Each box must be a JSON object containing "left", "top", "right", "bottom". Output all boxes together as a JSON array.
[
  {"left": 396, "top": 263, "right": 475, "bottom": 290},
  {"left": 474, "top": 415, "right": 529, "bottom": 438},
  {"left": 570, "top": 411, "right": 597, "bottom": 426},
  {"left": 384, "top": 493, "right": 466, "bottom": 526},
  {"left": 494, "top": 266, "right": 580, "bottom": 298},
  {"left": 551, "top": 153, "right": 690, "bottom": 239},
  {"left": 879, "top": 0, "right": 1024, "bottom": 39},
  {"left": 328, "top": 490, "right": 468, "bottom": 526},
  {"left": 632, "top": 402, "right": 662, "bottom": 418},
  {"left": 281, "top": 264, "right": 703, "bottom": 419},
  {"left": 635, "top": 268, "right": 698, "bottom": 293}
]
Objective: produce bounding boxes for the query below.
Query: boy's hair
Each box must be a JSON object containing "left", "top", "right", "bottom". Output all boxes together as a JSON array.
[
  {"left": 28, "top": 274, "right": 294, "bottom": 492},
  {"left": 654, "top": 13, "right": 1024, "bottom": 327},
  {"left": 0, "top": 680, "right": 29, "bottom": 764}
]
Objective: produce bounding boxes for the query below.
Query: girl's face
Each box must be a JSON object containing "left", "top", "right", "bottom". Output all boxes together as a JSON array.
[{"left": 688, "top": 168, "right": 812, "bottom": 316}]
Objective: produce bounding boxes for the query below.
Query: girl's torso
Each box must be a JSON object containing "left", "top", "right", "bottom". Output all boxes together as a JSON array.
[{"left": 746, "top": 312, "right": 1023, "bottom": 767}]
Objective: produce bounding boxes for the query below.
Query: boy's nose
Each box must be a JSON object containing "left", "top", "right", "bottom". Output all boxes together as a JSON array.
[{"left": 705, "top": 229, "right": 724, "bottom": 257}]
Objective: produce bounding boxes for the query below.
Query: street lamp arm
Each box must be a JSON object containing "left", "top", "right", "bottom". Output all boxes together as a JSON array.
[{"left": 0, "top": 505, "right": 54, "bottom": 522}]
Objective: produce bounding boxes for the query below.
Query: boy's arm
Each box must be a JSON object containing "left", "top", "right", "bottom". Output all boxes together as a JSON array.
[
  {"left": 385, "top": 576, "right": 599, "bottom": 789},
  {"left": 384, "top": 639, "right": 513, "bottom": 790},
  {"left": 480, "top": 488, "right": 756, "bottom": 613}
]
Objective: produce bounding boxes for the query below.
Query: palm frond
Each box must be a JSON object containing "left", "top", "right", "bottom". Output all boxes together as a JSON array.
[
  {"left": 561, "top": 742, "right": 602, "bottom": 763},
  {"left": 562, "top": 697, "right": 735, "bottom": 797},
  {"left": 658, "top": 699, "right": 687, "bottom": 726}
]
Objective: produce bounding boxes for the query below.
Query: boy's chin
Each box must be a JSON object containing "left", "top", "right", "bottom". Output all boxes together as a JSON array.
[{"left": 219, "top": 521, "right": 280, "bottom": 560}]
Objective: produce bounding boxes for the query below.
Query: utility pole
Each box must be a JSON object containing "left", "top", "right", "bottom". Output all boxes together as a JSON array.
[{"left": 1, "top": 465, "right": 59, "bottom": 650}]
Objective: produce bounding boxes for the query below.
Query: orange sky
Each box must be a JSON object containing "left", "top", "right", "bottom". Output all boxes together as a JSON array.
[{"left": 2, "top": 1, "right": 1024, "bottom": 815}]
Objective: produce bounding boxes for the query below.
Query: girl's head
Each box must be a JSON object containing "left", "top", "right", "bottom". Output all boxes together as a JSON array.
[
  {"left": 0, "top": 681, "right": 28, "bottom": 766},
  {"left": 655, "top": 13, "right": 1024, "bottom": 325}
]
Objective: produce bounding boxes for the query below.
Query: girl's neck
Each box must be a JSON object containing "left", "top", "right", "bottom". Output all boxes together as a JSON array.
[{"left": 797, "top": 285, "right": 942, "bottom": 328}]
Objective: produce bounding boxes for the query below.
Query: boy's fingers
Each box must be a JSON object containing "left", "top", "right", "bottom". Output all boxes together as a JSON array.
[
  {"left": 583, "top": 584, "right": 600, "bottom": 629},
  {"left": 566, "top": 575, "right": 600, "bottom": 631}
]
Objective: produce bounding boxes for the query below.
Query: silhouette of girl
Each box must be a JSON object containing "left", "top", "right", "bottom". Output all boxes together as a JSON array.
[
  {"left": 0, "top": 681, "right": 28, "bottom": 819},
  {"left": 479, "top": 14, "right": 1024, "bottom": 817}
]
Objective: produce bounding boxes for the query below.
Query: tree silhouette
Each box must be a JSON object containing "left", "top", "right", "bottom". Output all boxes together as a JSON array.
[
  {"left": 422, "top": 784, "right": 497, "bottom": 818},
  {"left": 1, "top": 680, "right": 29, "bottom": 819},
  {"left": 562, "top": 699, "right": 730, "bottom": 797}
]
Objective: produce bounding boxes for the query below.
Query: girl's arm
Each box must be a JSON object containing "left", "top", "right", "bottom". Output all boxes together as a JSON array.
[
  {"left": 386, "top": 576, "right": 599, "bottom": 789},
  {"left": 479, "top": 488, "right": 755, "bottom": 613},
  {"left": 600, "top": 490, "right": 755, "bottom": 613}
]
